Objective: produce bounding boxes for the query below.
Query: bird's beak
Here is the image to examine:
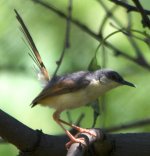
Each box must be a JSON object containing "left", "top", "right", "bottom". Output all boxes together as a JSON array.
[{"left": 121, "top": 80, "right": 136, "bottom": 87}]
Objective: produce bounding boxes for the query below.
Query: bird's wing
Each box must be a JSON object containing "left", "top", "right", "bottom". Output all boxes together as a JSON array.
[{"left": 31, "top": 72, "right": 90, "bottom": 107}]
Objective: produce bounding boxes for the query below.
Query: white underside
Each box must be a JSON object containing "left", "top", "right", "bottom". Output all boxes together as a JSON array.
[{"left": 39, "top": 79, "right": 119, "bottom": 112}]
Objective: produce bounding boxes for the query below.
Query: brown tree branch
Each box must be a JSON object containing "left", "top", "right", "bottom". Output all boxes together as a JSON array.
[
  {"left": 0, "top": 109, "right": 104, "bottom": 156},
  {"left": 99, "top": 133, "right": 150, "bottom": 156},
  {"left": 1, "top": 109, "right": 150, "bottom": 155},
  {"left": 0, "top": 109, "right": 67, "bottom": 156},
  {"left": 67, "top": 129, "right": 104, "bottom": 156}
]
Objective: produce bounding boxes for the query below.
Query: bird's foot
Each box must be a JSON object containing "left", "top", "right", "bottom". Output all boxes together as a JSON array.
[
  {"left": 65, "top": 130, "right": 86, "bottom": 149},
  {"left": 72, "top": 125, "right": 97, "bottom": 137},
  {"left": 65, "top": 137, "right": 86, "bottom": 149}
]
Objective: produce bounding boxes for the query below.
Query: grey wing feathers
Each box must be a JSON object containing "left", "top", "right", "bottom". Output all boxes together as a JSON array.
[{"left": 31, "top": 71, "right": 91, "bottom": 107}]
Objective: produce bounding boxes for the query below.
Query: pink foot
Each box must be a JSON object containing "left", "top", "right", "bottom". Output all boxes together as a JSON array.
[
  {"left": 65, "top": 130, "right": 86, "bottom": 149},
  {"left": 72, "top": 125, "right": 96, "bottom": 137},
  {"left": 66, "top": 137, "right": 86, "bottom": 149}
]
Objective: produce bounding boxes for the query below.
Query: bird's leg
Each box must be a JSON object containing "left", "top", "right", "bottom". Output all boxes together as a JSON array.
[
  {"left": 53, "top": 111, "right": 86, "bottom": 148},
  {"left": 58, "top": 118, "right": 96, "bottom": 137}
]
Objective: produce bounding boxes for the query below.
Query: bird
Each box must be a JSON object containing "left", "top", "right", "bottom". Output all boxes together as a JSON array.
[
  {"left": 31, "top": 69, "right": 135, "bottom": 147},
  {"left": 15, "top": 10, "right": 135, "bottom": 148}
]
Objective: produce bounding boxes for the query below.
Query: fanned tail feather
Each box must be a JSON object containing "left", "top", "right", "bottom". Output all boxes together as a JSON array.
[
  {"left": 14, "top": 9, "right": 50, "bottom": 86},
  {"left": 15, "top": 9, "right": 51, "bottom": 107}
]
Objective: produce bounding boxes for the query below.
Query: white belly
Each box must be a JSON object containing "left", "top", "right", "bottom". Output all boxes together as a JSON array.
[{"left": 39, "top": 79, "right": 117, "bottom": 111}]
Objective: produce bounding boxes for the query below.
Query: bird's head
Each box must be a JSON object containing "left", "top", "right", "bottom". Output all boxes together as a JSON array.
[{"left": 95, "top": 69, "right": 135, "bottom": 89}]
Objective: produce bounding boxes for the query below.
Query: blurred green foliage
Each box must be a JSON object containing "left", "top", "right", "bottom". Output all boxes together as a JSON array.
[{"left": 1, "top": 0, "right": 150, "bottom": 155}]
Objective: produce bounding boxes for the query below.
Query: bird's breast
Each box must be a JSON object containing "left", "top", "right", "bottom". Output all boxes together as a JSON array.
[{"left": 39, "top": 79, "right": 112, "bottom": 111}]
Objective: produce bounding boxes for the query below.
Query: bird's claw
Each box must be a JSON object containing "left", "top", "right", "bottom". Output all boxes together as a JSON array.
[
  {"left": 72, "top": 125, "right": 97, "bottom": 137},
  {"left": 65, "top": 137, "right": 86, "bottom": 149}
]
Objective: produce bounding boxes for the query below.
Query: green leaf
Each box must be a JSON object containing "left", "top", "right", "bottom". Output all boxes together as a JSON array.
[{"left": 88, "top": 56, "right": 101, "bottom": 71}]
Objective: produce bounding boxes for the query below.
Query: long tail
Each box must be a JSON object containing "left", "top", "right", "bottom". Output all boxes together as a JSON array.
[{"left": 14, "top": 9, "right": 50, "bottom": 86}]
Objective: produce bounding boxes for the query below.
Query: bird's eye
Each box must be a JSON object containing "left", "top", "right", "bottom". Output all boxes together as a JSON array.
[
  {"left": 109, "top": 73, "right": 123, "bottom": 82},
  {"left": 110, "top": 74, "right": 118, "bottom": 80}
]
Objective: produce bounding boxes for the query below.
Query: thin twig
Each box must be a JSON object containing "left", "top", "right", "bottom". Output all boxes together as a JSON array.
[
  {"left": 66, "top": 112, "right": 85, "bottom": 126},
  {"left": 132, "top": 0, "right": 150, "bottom": 28},
  {"left": 97, "top": 0, "right": 109, "bottom": 126},
  {"left": 110, "top": 0, "right": 150, "bottom": 14},
  {"left": 72, "top": 114, "right": 85, "bottom": 134},
  {"left": 110, "top": 23, "right": 149, "bottom": 44},
  {"left": 52, "top": 0, "right": 72, "bottom": 77},
  {"left": 32, "top": 0, "right": 99, "bottom": 39},
  {"left": 126, "top": 7, "right": 146, "bottom": 61},
  {"left": 98, "top": 5, "right": 119, "bottom": 35},
  {"left": 31, "top": 0, "right": 150, "bottom": 70},
  {"left": 97, "top": 0, "right": 123, "bottom": 35},
  {"left": 105, "top": 118, "right": 150, "bottom": 132},
  {"left": 98, "top": 0, "right": 148, "bottom": 70}
]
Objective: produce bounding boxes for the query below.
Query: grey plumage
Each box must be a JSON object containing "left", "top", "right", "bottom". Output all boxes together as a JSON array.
[{"left": 31, "top": 69, "right": 135, "bottom": 108}]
